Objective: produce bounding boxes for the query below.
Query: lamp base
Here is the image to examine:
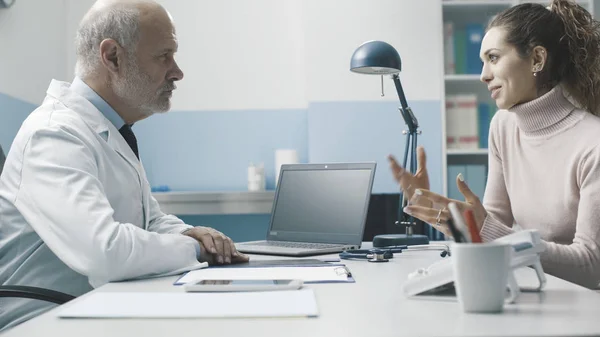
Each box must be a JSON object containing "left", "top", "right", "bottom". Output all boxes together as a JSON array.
[{"left": 372, "top": 234, "right": 429, "bottom": 247}]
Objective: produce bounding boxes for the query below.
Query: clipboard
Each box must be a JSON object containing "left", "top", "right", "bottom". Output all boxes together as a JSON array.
[{"left": 173, "top": 264, "right": 355, "bottom": 285}]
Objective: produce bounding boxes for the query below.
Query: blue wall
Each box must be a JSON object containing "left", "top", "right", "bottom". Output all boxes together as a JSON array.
[
  {"left": 135, "top": 101, "right": 443, "bottom": 195},
  {"left": 134, "top": 109, "right": 309, "bottom": 192},
  {"left": 308, "top": 101, "right": 443, "bottom": 194},
  {"left": 135, "top": 101, "right": 442, "bottom": 242},
  {"left": 0, "top": 92, "right": 35, "bottom": 151},
  {"left": 1, "top": 93, "right": 443, "bottom": 242}
]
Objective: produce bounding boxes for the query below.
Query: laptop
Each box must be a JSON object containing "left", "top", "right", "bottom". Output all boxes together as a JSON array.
[{"left": 236, "top": 162, "right": 376, "bottom": 256}]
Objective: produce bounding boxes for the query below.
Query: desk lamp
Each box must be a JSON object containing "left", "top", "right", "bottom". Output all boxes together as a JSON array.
[{"left": 350, "top": 40, "right": 429, "bottom": 246}]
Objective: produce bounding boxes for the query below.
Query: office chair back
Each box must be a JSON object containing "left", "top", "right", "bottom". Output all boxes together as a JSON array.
[{"left": 0, "top": 286, "right": 75, "bottom": 305}]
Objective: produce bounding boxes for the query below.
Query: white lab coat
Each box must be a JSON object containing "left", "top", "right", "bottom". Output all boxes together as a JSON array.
[{"left": 0, "top": 80, "right": 204, "bottom": 329}]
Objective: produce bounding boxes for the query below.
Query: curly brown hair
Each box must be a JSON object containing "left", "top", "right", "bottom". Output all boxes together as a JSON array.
[{"left": 487, "top": 0, "right": 600, "bottom": 116}]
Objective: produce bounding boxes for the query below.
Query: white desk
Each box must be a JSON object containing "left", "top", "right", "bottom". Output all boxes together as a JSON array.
[{"left": 4, "top": 245, "right": 600, "bottom": 337}]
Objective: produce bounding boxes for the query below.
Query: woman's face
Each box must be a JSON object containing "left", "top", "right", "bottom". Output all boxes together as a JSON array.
[{"left": 479, "top": 27, "right": 538, "bottom": 110}]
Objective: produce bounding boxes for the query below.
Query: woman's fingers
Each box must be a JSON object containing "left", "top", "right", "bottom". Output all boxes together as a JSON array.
[
  {"left": 456, "top": 173, "right": 480, "bottom": 204},
  {"left": 404, "top": 205, "right": 452, "bottom": 226},
  {"left": 412, "top": 189, "right": 452, "bottom": 205},
  {"left": 404, "top": 205, "right": 452, "bottom": 237},
  {"left": 404, "top": 205, "right": 452, "bottom": 236},
  {"left": 388, "top": 154, "right": 414, "bottom": 193},
  {"left": 416, "top": 146, "right": 427, "bottom": 174}
]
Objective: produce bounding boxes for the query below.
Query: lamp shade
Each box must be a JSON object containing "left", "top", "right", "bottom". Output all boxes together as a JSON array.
[{"left": 350, "top": 40, "right": 401, "bottom": 75}]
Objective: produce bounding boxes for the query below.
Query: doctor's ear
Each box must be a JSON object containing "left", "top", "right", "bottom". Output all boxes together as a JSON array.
[{"left": 99, "top": 39, "right": 122, "bottom": 73}]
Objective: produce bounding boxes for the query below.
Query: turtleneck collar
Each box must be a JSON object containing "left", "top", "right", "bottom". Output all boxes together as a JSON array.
[{"left": 509, "top": 85, "right": 583, "bottom": 137}]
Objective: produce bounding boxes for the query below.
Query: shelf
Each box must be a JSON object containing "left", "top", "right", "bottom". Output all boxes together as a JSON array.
[
  {"left": 447, "top": 149, "right": 488, "bottom": 155},
  {"left": 152, "top": 191, "right": 275, "bottom": 215},
  {"left": 445, "top": 74, "right": 481, "bottom": 81}
]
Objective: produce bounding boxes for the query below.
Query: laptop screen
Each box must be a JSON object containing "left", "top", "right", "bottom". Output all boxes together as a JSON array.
[{"left": 267, "top": 163, "right": 376, "bottom": 245}]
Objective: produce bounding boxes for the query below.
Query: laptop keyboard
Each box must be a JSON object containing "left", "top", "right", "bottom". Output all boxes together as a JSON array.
[{"left": 244, "top": 241, "right": 343, "bottom": 249}]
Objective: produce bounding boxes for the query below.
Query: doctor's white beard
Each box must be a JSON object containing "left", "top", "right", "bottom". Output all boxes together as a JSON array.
[{"left": 113, "top": 57, "right": 172, "bottom": 118}]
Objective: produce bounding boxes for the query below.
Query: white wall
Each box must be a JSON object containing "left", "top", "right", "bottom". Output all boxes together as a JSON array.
[
  {"left": 64, "top": 0, "right": 310, "bottom": 111},
  {"left": 3, "top": 0, "right": 443, "bottom": 107},
  {"left": 303, "top": 0, "right": 443, "bottom": 102},
  {"left": 0, "top": 0, "right": 69, "bottom": 104},
  {"left": 158, "top": 0, "right": 443, "bottom": 109},
  {"left": 154, "top": 0, "right": 308, "bottom": 111},
  {"left": 64, "top": 0, "right": 96, "bottom": 82}
]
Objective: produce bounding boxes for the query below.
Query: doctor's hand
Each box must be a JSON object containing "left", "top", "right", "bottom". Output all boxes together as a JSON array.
[
  {"left": 183, "top": 227, "right": 249, "bottom": 265},
  {"left": 403, "top": 174, "right": 487, "bottom": 237},
  {"left": 388, "top": 146, "right": 432, "bottom": 208}
]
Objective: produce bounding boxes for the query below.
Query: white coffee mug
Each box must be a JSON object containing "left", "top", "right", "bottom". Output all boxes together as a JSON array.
[{"left": 452, "top": 242, "right": 519, "bottom": 313}]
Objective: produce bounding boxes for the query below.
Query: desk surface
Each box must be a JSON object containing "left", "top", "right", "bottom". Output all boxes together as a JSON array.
[{"left": 4, "top": 245, "right": 600, "bottom": 337}]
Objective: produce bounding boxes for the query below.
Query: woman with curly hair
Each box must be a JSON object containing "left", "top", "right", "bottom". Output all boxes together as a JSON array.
[{"left": 392, "top": 0, "right": 600, "bottom": 288}]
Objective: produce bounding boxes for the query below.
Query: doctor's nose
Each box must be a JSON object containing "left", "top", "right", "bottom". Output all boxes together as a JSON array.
[{"left": 169, "top": 61, "right": 184, "bottom": 82}]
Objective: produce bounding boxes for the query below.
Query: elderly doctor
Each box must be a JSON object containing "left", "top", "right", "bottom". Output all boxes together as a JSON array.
[{"left": 0, "top": 0, "right": 249, "bottom": 330}]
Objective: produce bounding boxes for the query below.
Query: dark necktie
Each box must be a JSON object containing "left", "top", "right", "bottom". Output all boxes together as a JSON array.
[{"left": 119, "top": 124, "right": 139, "bottom": 159}]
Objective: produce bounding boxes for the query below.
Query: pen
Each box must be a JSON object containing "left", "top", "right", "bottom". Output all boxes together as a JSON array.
[
  {"left": 447, "top": 202, "right": 471, "bottom": 242},
  {"left": 463, "top": 209, "right": 482, "bottom": 243},
  {"left": 446, "top": 217, "right": 466, "bottom": 243}
]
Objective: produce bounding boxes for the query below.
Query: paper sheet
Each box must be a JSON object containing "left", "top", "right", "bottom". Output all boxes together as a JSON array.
[
  {"left": 58, "top": 289, "right": 318, "bottom": 318},
  {"left": 175, "top": 266, "right": 350, "bottom": 285}
]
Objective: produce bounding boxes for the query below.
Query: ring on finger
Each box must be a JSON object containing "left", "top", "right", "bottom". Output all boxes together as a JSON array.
[{"left": 436, "top": 207, "right": 446, "bottom": 226}]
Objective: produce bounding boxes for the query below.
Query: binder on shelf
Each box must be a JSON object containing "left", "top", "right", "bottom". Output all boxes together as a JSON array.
[
  {"left": 444, "top": 22, "right": 455, "bottom": 74},
  {"left": 465, "top": 23, "right": 484, "bottom": 74},
  {"left": 478, "top": 103, "right": 491, "bottom": 149},
  {"left": 446, "top": 94, "right": 479, "bottom": 150},
  {"left": 446, "top": 20, "right": 486, "bottom": 75},
  {"left": 446, "top": 96, "right": 458, "bottom": 149},
  {"left": 454, "top": 28, "right": 467, "bottom": 74}
]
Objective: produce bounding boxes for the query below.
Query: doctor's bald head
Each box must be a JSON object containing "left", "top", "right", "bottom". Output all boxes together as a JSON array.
[{"left": 75, "top": 0, "right": 184, "bottom": 123}]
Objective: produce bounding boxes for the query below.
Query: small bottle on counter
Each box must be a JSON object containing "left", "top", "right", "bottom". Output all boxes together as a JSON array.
[{"left": 248, "top": 162, "right": 265, "bottom": 191}]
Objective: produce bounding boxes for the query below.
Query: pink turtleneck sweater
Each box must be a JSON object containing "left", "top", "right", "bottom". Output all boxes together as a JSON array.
[{"left": 479, "top": 85, "right": 600, "bottom": 289}]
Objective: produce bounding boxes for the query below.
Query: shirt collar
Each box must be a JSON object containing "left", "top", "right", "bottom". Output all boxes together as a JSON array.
[{"left": 70, "top": 77, "right": 126, "bottom": 130}]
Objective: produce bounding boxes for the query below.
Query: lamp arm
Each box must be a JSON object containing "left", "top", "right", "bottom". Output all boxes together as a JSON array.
[
  {"left": 392, "top": 74, "right": 424, "bottom": 235},
  {"left": 392, "top": 74, "right": 419, "bottom": 133}
]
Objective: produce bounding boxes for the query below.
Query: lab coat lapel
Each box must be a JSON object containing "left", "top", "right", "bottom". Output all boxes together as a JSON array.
[
  {"left": 48, "top": 80, "right": 149, "bottom": 226},
  {"left": 49, "top": 80, "right": 143, "bottom": 172},
  {"left": 108, "top": 130, "right": 150, "bottom": 229}
]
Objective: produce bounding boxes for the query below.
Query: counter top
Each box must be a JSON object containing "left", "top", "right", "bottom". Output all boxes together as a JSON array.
[{"left": 152, "top": 191, "right": 275, "bottom": 215}]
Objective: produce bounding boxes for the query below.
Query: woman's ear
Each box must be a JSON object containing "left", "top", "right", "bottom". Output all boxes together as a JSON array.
[{"left": 531, "top": 46, "right": 547, "bottom": 73}]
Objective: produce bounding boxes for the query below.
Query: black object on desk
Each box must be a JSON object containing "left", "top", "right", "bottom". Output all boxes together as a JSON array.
[{"left": 209, "top": 259, "right": 339, "bottom": 268}]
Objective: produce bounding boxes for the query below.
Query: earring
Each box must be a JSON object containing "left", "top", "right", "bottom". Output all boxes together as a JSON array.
[{"left": 533, "top": 71, "right": 538, "bottom": 77}]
